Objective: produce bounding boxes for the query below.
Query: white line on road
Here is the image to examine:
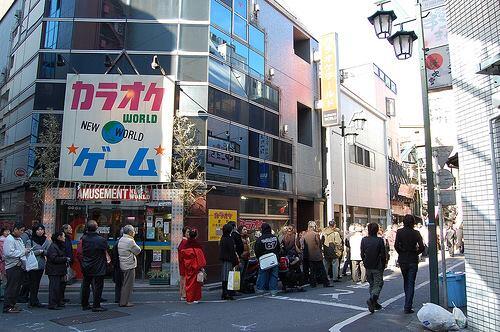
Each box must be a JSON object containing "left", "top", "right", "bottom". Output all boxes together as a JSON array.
[
  {"left": 329, "top": 260, "right": 465, "bottom": 332},
  {"left": 268, "top": 295, "right": 367, "bottom": 311}
]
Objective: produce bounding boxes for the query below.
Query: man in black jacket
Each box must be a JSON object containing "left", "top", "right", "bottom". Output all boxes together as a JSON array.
[
  {"left": 361, "top": 223, "right": 386, "bottom": 313},
  {"left": 254, "top": 223, "right": 280, "bottom": 296},
  {"left": 61, "top": 224, "right": 73, "bottom": 302},
  {"left": 80, "top": 220, "right": 108, "bottom": 312},
  {"left": 229, "top": 221, "right": 244, "bottom": 258},
  {"left": 395, "top": 215, "right": 425, "bottom": 314}
]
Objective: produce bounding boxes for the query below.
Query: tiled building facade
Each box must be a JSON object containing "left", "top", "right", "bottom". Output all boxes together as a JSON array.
[{"left": 445, "top": 0, "right": 500, "bottom": 330}]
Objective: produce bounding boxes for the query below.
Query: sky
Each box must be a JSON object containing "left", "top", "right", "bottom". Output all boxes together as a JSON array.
[{"left": 277, "top": 0, "right": 424, "bottom": 126}]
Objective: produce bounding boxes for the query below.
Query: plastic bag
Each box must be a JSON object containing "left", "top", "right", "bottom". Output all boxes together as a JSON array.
[
  {"left": 228, "top": 270, "right": 240, "bottom": 291},
  {"left": 25, "top": 251, "right": 39, "bottom": 271},
  {"left": 453, "top": 306, "right": 467, "bottom": 328},
  {"left": 417, "top": 303, "right": 459, "bottom": 331}
]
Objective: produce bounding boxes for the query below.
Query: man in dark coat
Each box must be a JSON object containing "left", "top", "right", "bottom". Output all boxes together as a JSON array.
[
  {"left": 61, "top": 224, "right": 74, "bottom": 302},
  {"left": 303, "top": 221, "right": 331, "bottom": 288},
  {"left": 228, "top": 221, "right": 244, "bottom": 258},
  {"left": 395, "top": 215, "right": 425, "bottom": 314},
  {"left": 361, "top": 223, "right": 386, "bottom": 313},
  {"left": 254, "top": 223, "right": 281, "bottom": 295},
  {"left": 80, "top": 220, "right": 108, "bottom": 312}
]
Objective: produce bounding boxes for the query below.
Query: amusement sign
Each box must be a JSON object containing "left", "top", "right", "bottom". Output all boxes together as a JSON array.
[{"left": 59, "top": 74, "right": 175, "bottom": 182}]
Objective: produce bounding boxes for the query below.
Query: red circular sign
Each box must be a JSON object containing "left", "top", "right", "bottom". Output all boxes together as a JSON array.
[
  {"left": 425, "top": 53, "right": 443, "bottom": 70},
  {"left": 15, "top": 168, "right": 26, "bottom": 177}
]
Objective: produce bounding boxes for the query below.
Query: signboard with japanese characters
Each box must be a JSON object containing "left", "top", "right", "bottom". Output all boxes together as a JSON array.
[
  {"left": 425, "top": 45, "right": 452, "bottom": 90},
  {"left": 320, "top": 33, "right": 341, "bottom": 127},
  {"left": 59, "top": 74, "right": 175, "bottom": 182},
  {"left": 208, "top": 209, "right": 237, "bottom": 242}
]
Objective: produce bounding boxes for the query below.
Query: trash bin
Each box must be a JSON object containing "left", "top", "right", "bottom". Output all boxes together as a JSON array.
[{"left": 439, "top": 271, "right": 466, "bottom": 307}]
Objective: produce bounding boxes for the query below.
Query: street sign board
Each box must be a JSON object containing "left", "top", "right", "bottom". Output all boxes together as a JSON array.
[
  {"left": 437, "top": 169, "right": 454, "bottom": 189},
  {"left": 434, "top": 189, "right": 456, "bottom": 206},
  {"left": 433, "top": 146, "right": 453, "bottom": 168},
  {"left": 320, "top": 33, "right": 341, "bottom": 127}
]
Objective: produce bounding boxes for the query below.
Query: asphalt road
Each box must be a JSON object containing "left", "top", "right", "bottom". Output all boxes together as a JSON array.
[{"left": 1, "top": 256, "right": 465, "bottom": 332}]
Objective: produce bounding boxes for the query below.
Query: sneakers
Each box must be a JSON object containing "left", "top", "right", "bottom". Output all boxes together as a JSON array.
[
  {"left": 367, "top": 299, "right": 375, "bottom": 313},
  {"left": 404, "top": 309, "right": 415, "bottom": 314}
]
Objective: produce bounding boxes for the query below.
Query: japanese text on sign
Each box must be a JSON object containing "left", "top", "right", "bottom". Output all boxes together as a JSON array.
[{"left": 208, "top": 209, "right": 237, "bottom": 242}]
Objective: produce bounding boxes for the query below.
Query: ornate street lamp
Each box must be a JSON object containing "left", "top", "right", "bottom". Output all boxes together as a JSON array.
[
  {"left": 388, "top": 29, "right": 418, "bottom": 60},
  {"left": 367, "top": 7, "right": 397, "bottom": 39}
]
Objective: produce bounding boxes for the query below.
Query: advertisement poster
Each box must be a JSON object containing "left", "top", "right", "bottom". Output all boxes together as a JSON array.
[
  {"left": 59, "top": 74, "right": 175, "bottom": 182},
  {"left": 426, "top": 45, "right": 452, "bottom": 90},
  {"left": 208, "top": 209, "right": 237, "bottom": 241},
  {"left": 155, "top": 217, "right": 163, "bottom": 228},
  {"left": 152, "top": 250, "right": 162, "bottom": 262},
  {"left": 320, "top": 33, "right": 341, "bottom": 127}
]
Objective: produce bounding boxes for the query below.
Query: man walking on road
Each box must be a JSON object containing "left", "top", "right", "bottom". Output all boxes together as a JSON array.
[
  {"left": 361, "top": 223, "right": 386, "bottom": 313},
  {"left": 81, "top": 220, "right": 108, "bottom": 312},
  {"left": 395, "top": 215, "right": 425, "bottom": 314}
]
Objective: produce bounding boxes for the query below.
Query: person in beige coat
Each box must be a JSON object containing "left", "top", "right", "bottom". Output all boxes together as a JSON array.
[{"left": 117, "top": 225, "right": 141, "bottom": 307}]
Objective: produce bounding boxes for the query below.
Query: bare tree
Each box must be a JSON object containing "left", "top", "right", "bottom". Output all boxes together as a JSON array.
[
  {"left": 30, "top": 114, "right": 61, "bottom": 219},
  {"left": 171, "top": 115, "right": 206, "bottom": 213}
]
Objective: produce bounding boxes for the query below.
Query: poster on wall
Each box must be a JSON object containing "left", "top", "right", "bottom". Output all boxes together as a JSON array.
[
  {"left": 208, "top": 209, "right": 237, "bottom": 241},
  {"left": 59, "top": 74, "right": 175, "bottom": 182}
]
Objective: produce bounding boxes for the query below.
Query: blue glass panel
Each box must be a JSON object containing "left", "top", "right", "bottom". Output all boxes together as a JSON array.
[
  {"left": 234, "top": 0, "right": 247, "bottom": 19},
  {"left": 231, "top": 39, "right": 248, "bottom": 72},
  {"left": 249, "top": 25, "right": 264, "bottom": 53},
  {"left": 249, "top": 49, "right": 264, "bottom": 79},
  {"left": 233, "top": 14, "right": 247, "bottom": 41},
  {"left": 209, "top": 58, "right": 230, "bottom": 90},
  {"left": 210, "top": 26, "right": 231, "bottom": 60},
  {"left": 210, "top": 0, "right": 231, "bottom": 33}
]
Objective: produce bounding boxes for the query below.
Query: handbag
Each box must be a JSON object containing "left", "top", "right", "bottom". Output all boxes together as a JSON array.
[
  {"left": 192, "top": 249, "right": 206, "bottom": 284},
  {"left": 258, "top": 253, "right": 278, "bottom": 270},
  {"left": 227, "top": 268, "right": 240, "bottom": 291},
  {"left": 26, "top": 251, "right": 39, "bottom": 271}
]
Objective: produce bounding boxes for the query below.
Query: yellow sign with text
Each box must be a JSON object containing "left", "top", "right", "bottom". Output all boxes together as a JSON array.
[
  {"left": 320, "top": 33, "right": 340, "bottom": 127},
  {"left": 208, "top": 209, "right": 238, "bottom": 241}
]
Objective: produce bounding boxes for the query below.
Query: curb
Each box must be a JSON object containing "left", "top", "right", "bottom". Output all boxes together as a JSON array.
[{"left": 38, "top": 282, "right": 223, "bottom": 294}]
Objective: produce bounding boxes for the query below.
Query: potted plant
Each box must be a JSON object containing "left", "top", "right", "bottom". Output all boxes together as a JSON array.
[{"left": 147, "top": 270, "right": 170, "bottom": 285}]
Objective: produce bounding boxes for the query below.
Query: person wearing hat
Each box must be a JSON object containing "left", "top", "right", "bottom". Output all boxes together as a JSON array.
[{"left": 350, "top": 224, "right": 366, "bottom": 283}]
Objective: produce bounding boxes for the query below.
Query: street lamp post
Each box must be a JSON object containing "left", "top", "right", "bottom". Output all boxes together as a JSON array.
[
  {"left": 368, "top": 0, "right": 440, "bottom": 305},
  {"left": 338, "top": 113, "right": 367, "bottom": 243}
]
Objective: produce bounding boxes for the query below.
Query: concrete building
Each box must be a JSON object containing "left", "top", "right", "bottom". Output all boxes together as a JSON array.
[
  {"left": 445, "top": 0, "right": 500, "bottom": 330},
  {"left": 0, "top": 0, "right": 323, "bottom": 282}
]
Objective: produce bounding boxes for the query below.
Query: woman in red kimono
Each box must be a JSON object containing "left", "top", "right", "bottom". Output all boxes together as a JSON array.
[
  {"left": 178, "top": 227, "right": 190, "bottom": 300},
  {"left": 179, "top": 229, "right": 206, "bottom": 304}
]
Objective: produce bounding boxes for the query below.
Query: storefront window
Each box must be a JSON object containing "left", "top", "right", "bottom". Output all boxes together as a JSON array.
[
  {"left": 211, "top": 0, "right": 232, "bottom": 33},
  {"left": 268, "top": 199, "right": 289, "bottom": 215},
  {"left": 240, "top": 196, "right": 265, "bottom": 214}
]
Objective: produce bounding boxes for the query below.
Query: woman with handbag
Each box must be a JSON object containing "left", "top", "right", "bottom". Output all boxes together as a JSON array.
[
  {"left": 26, "top": 224, "right": 51, "bottom": 308},
  {"left": 179, "top": 229, "right": 206, "bottom": 304},
  {"left": 219, "top": 224, "right": 238, "bottom": 300},
  {"left": 45, "top": 231, "right": 70, "bottom": 310}
]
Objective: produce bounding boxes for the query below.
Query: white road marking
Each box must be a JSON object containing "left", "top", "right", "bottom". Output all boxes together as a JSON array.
[
  {"left": 231, "top": 323, "right": 257, "bottom": 331},
  {"left": 329, "top": 260, "right": 465, "bottom": 332},
  {"left": 268, "top": 295, "right": 367, "bottom": 311},
  {"left": 68, "top": 327, "right": 96, "bottom": 332},
  {"left": 162, "top": 312, "right": 190, "bottom": 317},
  {"left": 319, "top": 289, "right": 355, "bottom": 300}
]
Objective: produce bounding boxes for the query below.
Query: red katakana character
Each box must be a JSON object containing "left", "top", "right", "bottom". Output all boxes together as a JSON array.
[
  {"left": 118, "top": 82, "right": 145, "bottom": 111},
  {"left": 144, "top": 83, "right": 164, "bottom": 111},
  {"left": 95, "top": 83, "right": 118, "bottom": 110},
  {"left": 71, "top": 81, "right": 95, "bottom": 110}
]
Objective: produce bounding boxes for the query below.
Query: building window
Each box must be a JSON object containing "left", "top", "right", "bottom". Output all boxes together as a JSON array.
[
  {"left": 388, "top": 138, "right": 393, "bottom": 158},
  {"left": 233, "top": 13, "right": 247, "bottom": 41},
  {"left": 234, "top": 0, "right": 247, "bottom": 19},
  {"left": 386, "top": 97, "right": 396, "bottom": 117},
  {"left": 249, "top": 25, "right": 264, "bottom": 54},
  {"left": 297, "top": 102, "right": 312, "bottom": 146},
  {"left": 240, "top": 196, "right": 265, "bottom": 214},
  {"left": 293, "top": 27, "right": 310, "bottom": 63},
  {"left": 211, "top": 0, "right": 232, "bottom": 33},
  {"left": 350, "top": 144, "right": 375, "bottom": 169}
]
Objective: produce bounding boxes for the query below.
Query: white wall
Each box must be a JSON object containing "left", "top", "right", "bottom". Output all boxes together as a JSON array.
[{"left": 328, "top": 86, "right": 389, "bottom": 212}]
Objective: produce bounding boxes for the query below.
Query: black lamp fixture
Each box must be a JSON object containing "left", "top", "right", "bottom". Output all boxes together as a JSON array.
[
  {"left": 367, "top": 4, "right": 397, "bottom": 39},
  {"left": 387, "top": 28, "right": 418, "bottom": 60}
]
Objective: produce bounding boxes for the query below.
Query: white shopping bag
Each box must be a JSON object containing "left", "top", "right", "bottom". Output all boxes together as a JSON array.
[
  {"left": 227, "top": 269, "right": 240, "bottom": 291},
  {"left": 25, "top": 251, "right": 39, "bottom": 271},
  {"left": 453, "top": 306, "right": 467, "bottom": 328}
]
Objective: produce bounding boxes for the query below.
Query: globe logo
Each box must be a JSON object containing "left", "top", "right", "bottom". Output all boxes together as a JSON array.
[{"left": 102, "top": 121, "right": 125, "bottom": 144}]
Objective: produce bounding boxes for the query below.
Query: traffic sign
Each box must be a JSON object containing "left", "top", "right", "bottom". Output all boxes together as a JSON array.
[
  {"left": 437, "top": 169, "right": 454, "bottom": 189},
  {"left": 433, "top": 146, "right": 454, "bottom": 168},
  {"left": 435, "top": 189, "right": 456, "bottom": 206}
]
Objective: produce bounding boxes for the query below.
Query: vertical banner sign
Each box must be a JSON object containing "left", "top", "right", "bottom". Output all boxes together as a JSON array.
[
  {"left": 425, "top": 45, "right": 452, "bottom": 90},
  {"left": 59, "top": 74, "right": 175, "bottom": 182},
  {"left": 320, "top": 33, "right": 341, "bottom": 127},
  {"left": 208, "top": 209, "right": 237, "bottom": 241}
]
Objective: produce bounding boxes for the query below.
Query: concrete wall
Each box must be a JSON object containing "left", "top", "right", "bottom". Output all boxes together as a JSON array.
[
  {"left": 259, "top": 0, "right": 322, "bottom": 199},
  {"left": 446, "top": 0, "right": 500, "bottom": 330}
]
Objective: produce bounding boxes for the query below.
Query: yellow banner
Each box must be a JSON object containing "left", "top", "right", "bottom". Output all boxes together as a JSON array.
[
  {"left": 320, "top": 33, "right": 340, "bottom": 127},
  {"left": 208, "top": 209, "right": 238, "bottom": 241}
]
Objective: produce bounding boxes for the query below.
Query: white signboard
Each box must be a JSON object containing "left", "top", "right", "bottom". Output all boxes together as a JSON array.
[
  {"left": 59, "top": 74, "right": 175, "bottom": 182},
  {"left": 423, "top": 6, "right": 448, "bottom": 49},
  {"left": 426, "top": 45, "right": 452, "bottom": 90}
]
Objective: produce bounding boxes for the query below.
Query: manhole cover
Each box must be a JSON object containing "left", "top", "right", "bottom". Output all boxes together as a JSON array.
[{"left": 50, "top": 310, "right": 130, "bottom": 326}]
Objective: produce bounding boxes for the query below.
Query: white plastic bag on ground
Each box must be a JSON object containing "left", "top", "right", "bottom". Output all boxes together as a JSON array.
[
  {"left": 417, "top": 303, "right": 460, "bottom": 331},
  {"left": 453, "top": 306, "right": 467, "bottom": 328}
]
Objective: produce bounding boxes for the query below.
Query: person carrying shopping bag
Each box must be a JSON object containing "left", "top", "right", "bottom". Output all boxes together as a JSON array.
[{"left": 180, "top": 229, "right": 206, "bottom": 304}]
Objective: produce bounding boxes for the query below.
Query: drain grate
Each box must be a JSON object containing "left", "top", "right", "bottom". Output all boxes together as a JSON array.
[{"left": 50, "top": 310, "right": 130, "bottom": 326}]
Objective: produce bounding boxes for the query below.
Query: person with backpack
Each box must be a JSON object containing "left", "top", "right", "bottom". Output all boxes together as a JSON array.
[
  {"left": 25, "top": 224, "right": 51, "bottom": 308},
  {"left": 361, "top": 223, "right": 387, "bottom": 313},
  {"left": 321, "top": 221, "right": 343, "bottom": 282},
  {"left": 117, "top": 225, "right": 141, "bottom": 307}
]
